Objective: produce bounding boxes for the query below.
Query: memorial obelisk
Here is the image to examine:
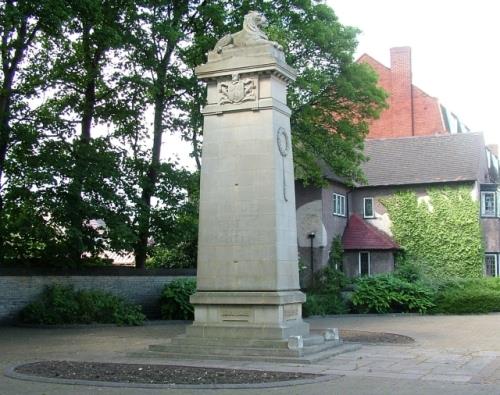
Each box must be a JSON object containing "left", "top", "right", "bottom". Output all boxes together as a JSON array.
[
  {"left": 150, "top": 12, "right": 351, "bottom": 361},
  {"left": 188, "top": 10, "right": 308, "bottom": 341}
]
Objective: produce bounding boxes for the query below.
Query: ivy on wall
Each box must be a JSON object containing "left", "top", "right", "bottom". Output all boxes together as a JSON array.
[{"left": 382, "top": 187, "right": 483, "bottom": 278}]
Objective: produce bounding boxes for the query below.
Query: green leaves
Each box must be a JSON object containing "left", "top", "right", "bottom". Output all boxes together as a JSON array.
[
  {"left": 159, "top": 278, "right": 197, "bottom": 320},
  {"left": 18, "top": 284, "right": 145, "bottom": 325},
  {"left": 382, "top": 187, "right": 483, "bottom": 279},
  {"left": 352, "top": 275, "right": 435, "bottom": 314}
]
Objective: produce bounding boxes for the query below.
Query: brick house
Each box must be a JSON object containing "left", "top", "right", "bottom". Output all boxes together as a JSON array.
[{"left": 295, "top": 47, "right": 500, "bottom": 279}]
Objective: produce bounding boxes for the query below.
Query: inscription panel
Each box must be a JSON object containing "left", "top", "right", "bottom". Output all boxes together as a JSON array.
[
  {"left": 221, "top": 307, "right": 252, "bottom": 322},
  {"left": 284, "top": 304, "right": 299, "bottom": 321}
]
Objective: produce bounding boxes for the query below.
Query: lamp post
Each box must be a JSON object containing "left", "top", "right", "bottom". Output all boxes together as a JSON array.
[{"left": 308, "top": 232, "right": 316, "bottom": 288}]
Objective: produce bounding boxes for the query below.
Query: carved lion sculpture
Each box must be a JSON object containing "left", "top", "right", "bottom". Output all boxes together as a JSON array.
[{"left": 214, "top": 11, "right": 283, "bottom": 53}]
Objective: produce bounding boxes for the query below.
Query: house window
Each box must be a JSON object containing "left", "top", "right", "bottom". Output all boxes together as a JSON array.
[
  {"left": 332, "top": 193, "right": 346, "bottom": 216},
  {"left": 364, "top": 197, "right": 374, "bottom": 218},
  {"left": 481, "top": 191, "right": 496, "bottom": 217},
  {"left": 485, "top": 254, "right": 498, "bottom": 277},
  {"left": 359, "top": 252, "right": 370, "bottom": 276}
]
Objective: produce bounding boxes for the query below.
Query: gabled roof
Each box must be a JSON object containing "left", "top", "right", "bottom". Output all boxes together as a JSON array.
[
  {"left": 342, "top": 214, "right": 399, "bottom": 250},
  {"left": 361, "top": 133, "right": 485, "bottom": 187}
]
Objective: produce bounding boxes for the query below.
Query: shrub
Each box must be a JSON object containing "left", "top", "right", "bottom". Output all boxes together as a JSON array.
[
  {"left": 160, "top": 278, "right": 197, "bottom": 320},
  {"left": 310, "top": 266, "right": 349, "bottom": 295},
  {"left": 432, "top": 278, "right": 500, "bottom": 314},
  {"left": 18, "top": 284, "right": 145, "bottom": 325},
  {"left": 351, "top": 274, "right": 435, "bottom": 314},
  {"left": 303, "top": 267, "right": 349, "bottom": 317},
  {"left": 146, "top": 245, "right": 196, "bottom": 269},
  {"left": 302, "top": 293, "right": 348, "bottom": 317}
]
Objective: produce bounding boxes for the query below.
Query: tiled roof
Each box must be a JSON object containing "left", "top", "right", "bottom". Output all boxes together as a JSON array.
[
  {"left": 342, "top": 214, "right": 399, "bottom": 250},
  {"left": 361, "top": 133, "right": 485, "bottom": 186}
]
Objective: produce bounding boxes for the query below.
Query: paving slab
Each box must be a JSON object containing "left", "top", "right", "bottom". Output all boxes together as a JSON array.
[{"left": 2, "top": 315, "right": 500, "bottom": 393}]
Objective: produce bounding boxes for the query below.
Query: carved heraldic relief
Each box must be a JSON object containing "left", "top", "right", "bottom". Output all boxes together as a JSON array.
[{"left": 218, "top": 73, "right": 256, "bottom": 105}]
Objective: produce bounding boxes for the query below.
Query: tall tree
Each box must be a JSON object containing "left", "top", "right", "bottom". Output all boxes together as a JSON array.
[
  {"left": 0, "top": 0, "right": 67, "bottom": 261},
  {"left": 3, "top": 0, "right": 136, "bottom": 264},
  {"left": 123, "top": 0, "right": 227, "bottom": 268}
]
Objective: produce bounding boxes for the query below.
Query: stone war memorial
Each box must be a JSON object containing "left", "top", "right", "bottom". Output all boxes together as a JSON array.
[{"left": 151, "top": 11, "right": 355, "bottom": 362}]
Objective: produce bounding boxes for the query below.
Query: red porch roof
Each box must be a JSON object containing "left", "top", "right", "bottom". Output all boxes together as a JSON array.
[{"left": 342, "top": 214, "right": 399, "bottom": 250}]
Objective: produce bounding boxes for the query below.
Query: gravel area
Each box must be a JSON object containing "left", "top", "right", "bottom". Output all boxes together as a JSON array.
[{"left": 15, "top": 361, "right": 321, "bottom": 385}]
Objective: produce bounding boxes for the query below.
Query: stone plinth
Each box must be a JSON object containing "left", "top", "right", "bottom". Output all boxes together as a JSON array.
[{"left": 190, "top": 41, "right": 309, "bottom": 340}]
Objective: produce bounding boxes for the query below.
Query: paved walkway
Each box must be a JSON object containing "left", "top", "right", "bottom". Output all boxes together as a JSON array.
[{"left": 1, "top": 315, "right": 500, "bottom": 394}]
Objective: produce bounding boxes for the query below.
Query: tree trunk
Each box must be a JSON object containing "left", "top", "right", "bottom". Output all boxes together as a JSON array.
[
  {"left": 134, "top": 90, "right": 165, "bottom": 268},
  {"left": 67, "top": 23, "right": 99, "bottom": 263}
]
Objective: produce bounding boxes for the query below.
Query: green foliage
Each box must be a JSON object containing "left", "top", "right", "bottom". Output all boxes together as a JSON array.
[
  {"left": 351, "top": 274, "right": 435, "bottom": 314},
  {"left": 18, "top": 284, "right": 145, "bottom": 325},
  {"left": 327, "top": 235, "right": 344, "bottom": 270},
  {"left": 304, "top": 267, "right": 349, "bottom": 317},
  {"left": 432, "top": 278, "right": 500, "bottom": 314},
  {"left": 159, "top": 278, "right": 197, "bottom": 320},
  {"left": 382, "top": 187, "right": 483, "bottom": 279},
  {"left": 310, "top": 266, "right": 348, "bottom": 295},
  {"left": 146, "top": 245, "right": 196, "bottom": 269},
  {"left": 302, "top": 293, "right": 348, "bottom": 317},
  {"left": 0, "top": 1, "right": 387, "bottom": 266}
]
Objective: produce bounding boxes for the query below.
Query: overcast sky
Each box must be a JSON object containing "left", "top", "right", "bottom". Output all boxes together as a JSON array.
[{"left": 328, "top": 0, "right": 500, "bottom": 146}]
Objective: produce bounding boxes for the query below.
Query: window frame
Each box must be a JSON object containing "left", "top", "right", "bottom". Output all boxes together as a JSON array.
[
  {"left": 363, "top": 197, "right": 375, "bottom": 218},
  {"left": 358, "top": 251, "right": 371, "bottom": 276},
  {"left": 332, "top": 193, "right": 346, "bottom": 217},
  {"left": 481, "top": 191, "right": 497, "bottom": 217},
  {"left": 485, "top": 253, "right": 498, "bottom": 277}
]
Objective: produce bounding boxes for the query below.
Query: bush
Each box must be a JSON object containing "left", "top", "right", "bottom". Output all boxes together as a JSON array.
[
  {"left": 302, "top": 293, "right": 348, "bottom": 317},
  {"left": 310, "top": 266, "right": 349, "bottom": 295},
  {"left": 303, "top": 267, "right": 349, "bottom": 317},
  {"left": 351, "top": 274, "right": 435, "bottom": 314},
  {"left": 432, "top": 278, "right": 500, "bottom": 314},
  {"left": 18, "top": 284, "right": 145, "bottom": 325},
  {"left": 146, "top": 245, "right": 196, "bottom": 269},
  {"left": 160, "top": 278, "right": 197, "bottom": 320}
]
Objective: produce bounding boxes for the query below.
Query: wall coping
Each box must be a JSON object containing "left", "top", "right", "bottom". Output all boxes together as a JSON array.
[{"left": 0, "top": 266, "right": 197, "bottom": 277}]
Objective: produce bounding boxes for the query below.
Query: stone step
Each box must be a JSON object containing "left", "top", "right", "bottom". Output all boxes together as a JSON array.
[
  {"left": 142, "top": 343, "right": 361, "bottom": 365},
  {"left": 169, "top": 334, "right": 326, "bottom": 349},
  {"left": 150, "top": 339, "right": 342, "bottom": 358}
]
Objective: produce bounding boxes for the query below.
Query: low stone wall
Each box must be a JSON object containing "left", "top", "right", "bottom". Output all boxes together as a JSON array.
[{"left": 0, "top": 267, "right": 196, "bottom": 324}]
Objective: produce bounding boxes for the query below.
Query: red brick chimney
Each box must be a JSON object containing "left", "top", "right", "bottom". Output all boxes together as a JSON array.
[{"left": 390, "top": 47, "right": 413, "bottom": 136}]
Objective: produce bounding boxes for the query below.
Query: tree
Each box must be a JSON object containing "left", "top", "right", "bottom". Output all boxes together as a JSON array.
[
  {"left": 213, "top": 1, "right": 387, "bottom": 185},
  {"left": 121, "top": 0, "right": 229, "bottom": 268},
  {"left": 0, "top": 0, "right": 68, "bottom": 262}
]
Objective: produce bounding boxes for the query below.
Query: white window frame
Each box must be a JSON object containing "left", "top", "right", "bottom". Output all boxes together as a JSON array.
[
  {"left": 363, "top": 197, "right": 375, "bottom": 218},
  {"left": 485, "top": 254, "right": 498, "bottom": 277},
  {"left": 332, "top": 193, "right": 346, "bottom": 217},
  {"left": 358, "top": 251, "right": 371, "bottom": 276},
  {"left": 481, "top": 191, "right": 497, "bottom": 217}
]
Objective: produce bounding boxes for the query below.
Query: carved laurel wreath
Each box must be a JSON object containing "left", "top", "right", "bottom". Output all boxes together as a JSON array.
[{"left": 277, "top": 127, "right": 289, "bottom": 157}]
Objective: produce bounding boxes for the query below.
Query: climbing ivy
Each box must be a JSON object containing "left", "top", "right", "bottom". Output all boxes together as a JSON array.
[{"left": 382, "top": 187, "right": 483, "bottom": 279}]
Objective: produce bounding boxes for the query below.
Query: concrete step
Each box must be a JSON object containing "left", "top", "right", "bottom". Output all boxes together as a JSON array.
[
  {"left": 142, "top": 343, "right": 361, "bottom": 364},
  {"left": 149, "top": 341, "right": 340, "bottom": 358},
  {"left": 169, "top": 334, "right": 326, "bottom": 349}
]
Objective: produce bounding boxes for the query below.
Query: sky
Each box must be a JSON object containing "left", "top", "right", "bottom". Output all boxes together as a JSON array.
[{"left": 328, "top": 0, "right": 500, "bottom": 146}]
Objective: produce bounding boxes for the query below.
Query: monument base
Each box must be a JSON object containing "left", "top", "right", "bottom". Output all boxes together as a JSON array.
[
  {"left": 187, "top": 290, "right": 309, "bottom": 340},
  {"left": 148, "top": 334, "right": 361, "bottom": 364},
  {"left": 147, "top": 290, "right": 361, "bottom": 364}
]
